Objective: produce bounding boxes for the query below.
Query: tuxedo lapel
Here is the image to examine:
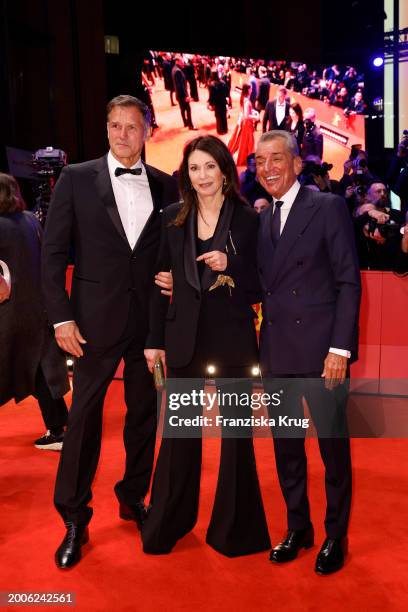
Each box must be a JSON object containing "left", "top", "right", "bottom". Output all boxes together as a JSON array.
[
  {"left": 184, "top": 207, "right": 200, "bottom": 292},
  {"left": 132, "top": 164, "right": 163, "bottom": 252},
  {"left": 269, "top": 187, "right": 319, "bottom": 287},
  {"left": 94, "top": 156, "right": 129, "bottom": 246},
  {"left": 201, "top": 198, "right": 234, "bottom": 291}
]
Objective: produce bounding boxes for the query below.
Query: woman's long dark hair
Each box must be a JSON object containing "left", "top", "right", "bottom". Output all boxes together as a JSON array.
[
  {"left": 0, "top": 173, "right": 26, "bottom": 215},
  {"left": 288, "top": 102, "right": 303, "bottom": 124},
  {"left": 240, "top": 83, "right": 250, "bottom": 108},
  {"left": 174, "top": 135, "right": 242, "bottom": 227}
]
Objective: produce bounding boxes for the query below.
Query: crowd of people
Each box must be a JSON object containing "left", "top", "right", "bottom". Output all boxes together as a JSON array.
[
  {"left": 142, "top": 51, "right": 407, "bottom": 273},
  {"left": 142, "top": 51, "right": 370, "bottom": 128}
]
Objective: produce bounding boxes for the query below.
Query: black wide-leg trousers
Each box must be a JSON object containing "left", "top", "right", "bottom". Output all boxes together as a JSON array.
[{"left": 142, "top": 357, "right": 271, "bottom": 557}]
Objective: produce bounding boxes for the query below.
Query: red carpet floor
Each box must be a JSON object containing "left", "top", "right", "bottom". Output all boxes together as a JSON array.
[{"left": 1, "top": 382, "right": 408, "bottom": 611}]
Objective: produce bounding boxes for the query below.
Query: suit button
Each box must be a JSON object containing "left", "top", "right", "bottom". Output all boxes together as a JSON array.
[
  {"left": 292, "top": 289, "right": 298, "bottom": 296},
  {"left": 195, "top": 292, "right": 200, "bottom": 300},
  {"left": 296, "top": 318, "right": 301, "bottom": 324},
  {"left": 297, "top": 260, "right": 303, "bottom": 266},
  {"left": 266, "top": 291, "right": 272, "bottom": 296},
  {"left": 259, "top": 267, "right": 263, "bottom": 274}
]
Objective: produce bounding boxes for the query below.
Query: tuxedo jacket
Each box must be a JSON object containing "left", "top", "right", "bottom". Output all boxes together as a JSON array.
[
  {"left": 262, "top": 100, "right": 290, "bottom": 132},
  {"left": 258, "top": 186, "right": 361, "bottom": 375},
  {"left": 146, "top": 198, "right": 261, "bottom": 369},
  {"left": 42, "top": 155, "right": 178, "bottom": 347}
]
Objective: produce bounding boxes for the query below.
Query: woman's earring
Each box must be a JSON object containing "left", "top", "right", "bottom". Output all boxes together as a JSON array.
[{"left": 223, "top": 177, "right": 227, "bottom": 189}]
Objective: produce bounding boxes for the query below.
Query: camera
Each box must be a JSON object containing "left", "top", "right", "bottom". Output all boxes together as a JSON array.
[
  {"left": 352, "top": 157, "right": 367, "bottom": 173},
  {"left": 31, "top": 147, "right": 67, "bottom": 226},
  {"left": 367, "top": 217, "right": 400, "bottom": 239}
]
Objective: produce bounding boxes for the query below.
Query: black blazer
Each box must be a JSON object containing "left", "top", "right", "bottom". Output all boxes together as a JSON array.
[
  {"left": 146, "top": 198, "right": 261, "bottom": 369},
  {"left": 42, "top": 155, "right": 178, "bottom": 347},
  {"left": 262, "top": 100, "right": 290, "bottom": 132},
  {"left": 258, "top": 186, "right": 361, "bottom": 375},
  {"left": 0, "top": 212, "right": 69, "bottom": 404}
]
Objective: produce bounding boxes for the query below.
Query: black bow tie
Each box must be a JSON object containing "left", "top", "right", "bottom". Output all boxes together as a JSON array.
[{"left": 114, "top": 167, "right": 142, "bottom": 177}]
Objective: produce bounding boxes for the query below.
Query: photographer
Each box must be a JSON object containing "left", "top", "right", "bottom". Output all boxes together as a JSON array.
[
  {"left": 353, "top": 181, "right": 404, "bottom": 270},
  {"left": 301, "top": 108, "right": 323, "bottom": 161},
  {"left": 387, "top": 131, "right": 408, "bottom": 215},
  {"left": 300, "top": 157, "right": 342, "bottom": 195},
  {"left": 340, "top": 147, "right": 375, "bottom": 213}
]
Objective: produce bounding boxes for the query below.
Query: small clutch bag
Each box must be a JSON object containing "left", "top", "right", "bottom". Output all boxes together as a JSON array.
[{"left": 153, "top": 357, "right": 165, "bottom": 390}]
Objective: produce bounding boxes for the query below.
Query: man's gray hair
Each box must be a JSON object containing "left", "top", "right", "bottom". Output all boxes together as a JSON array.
[
  {"left": 258, "top": 130, "right": 300, "bottom": 158},
  {"left": 106, "top": 94, "right": 151, "bottom": 138}
]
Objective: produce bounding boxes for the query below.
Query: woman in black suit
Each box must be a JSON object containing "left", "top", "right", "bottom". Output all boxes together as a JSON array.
[
  {"left": 142, "top": 136, "right": 270, "bottom": 557},
  {"left": 286, "top": 102, "right": 305, "bottom": 152}
]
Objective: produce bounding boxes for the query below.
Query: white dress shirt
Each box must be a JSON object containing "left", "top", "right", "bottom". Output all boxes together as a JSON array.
[
  {"left": 271, "top": 180, "right": 350, "bottom": 359},
  {"left": 275, "top": 100, "right": 287, "bottom": 127},
  {"left": 107, "top": 150, "right": 154, "bottom": 250}
]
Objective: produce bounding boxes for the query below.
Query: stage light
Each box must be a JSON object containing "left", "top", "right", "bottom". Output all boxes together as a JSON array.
[
  {"left": 251, "top": 366, "right": 260, "bottom": 376},
  {"left": 207, "top": 364, "right": 216, "bottom": 375},
  {"left": 66, "top": 358, "right": 74, "bottom": 367},
  {"left": 372, "top": 56, "right": 384, "bottom": 68}
]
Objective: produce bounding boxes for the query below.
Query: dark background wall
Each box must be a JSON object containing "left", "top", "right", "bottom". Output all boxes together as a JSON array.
[{"left": 0, "top": 0, "right": 385, "bottom": 168}]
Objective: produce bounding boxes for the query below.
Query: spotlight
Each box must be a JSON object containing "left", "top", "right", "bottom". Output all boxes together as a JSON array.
[
  {"left": 251, "top": 366, "right": 260, "bottom": 376},
  {"left": 372, "top": 56, "right": 384, "bottom": 68},
  {"left": 207, "top": 364, "right": 216, "bottom": 375},
  {"left": 66, "top": 358, "right": 74, "bottom": 367}
]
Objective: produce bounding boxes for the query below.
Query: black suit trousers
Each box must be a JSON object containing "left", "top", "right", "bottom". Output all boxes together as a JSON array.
[
  {"left": 54, "top": 298, "right": 157, "bottom": 525},
  {"left": 263, "top": 372, "right": 352, "bottom": 539}
]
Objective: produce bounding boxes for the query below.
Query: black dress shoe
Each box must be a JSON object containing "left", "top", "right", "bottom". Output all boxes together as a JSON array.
[
  {"left": 119, "top": 501, "right": 150, "bottom": 530},
  {"left": 55, "top": 522, "right": 89, "bottom": 569},
  {"left": 315, "top": 537, "right": 347, "bottom": 575},
  {"left": 270, "top": 526, "right": 314, "bottom": 563}
]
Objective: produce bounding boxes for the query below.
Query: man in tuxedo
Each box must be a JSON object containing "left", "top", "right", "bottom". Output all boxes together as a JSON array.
[
  {"left": 262, "top": 86, "right": 290, "bottom": 132},
  {"left": 172, "top": 55, "right": 196, "bottom": 130},
  {"left": 255, "top": 130, "right": 361, "bottom": 575},
  {"left": 42, "top": 95, "right": 178, "bottom": 569}
]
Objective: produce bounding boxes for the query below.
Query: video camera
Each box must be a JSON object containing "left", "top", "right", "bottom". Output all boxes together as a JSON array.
[
  {"left": 31, "top": 147, "right": 67, "bottom": 226},
  {"left": 303, "top": 160, "right": 333, "bottom": 178}
]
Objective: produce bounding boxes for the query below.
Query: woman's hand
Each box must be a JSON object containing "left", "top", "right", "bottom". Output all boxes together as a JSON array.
[
  {"left": 196, "top": 250, "right": 227, "bottom": 272},
  {"left": 155, "top": 270, "right": 173, "bottom": 296},
  {"left": 144, "top": 348, "right": 166, "bottom": 373},
  {"left": 0, "top": 274, "right": 10, "bottom": 303}
]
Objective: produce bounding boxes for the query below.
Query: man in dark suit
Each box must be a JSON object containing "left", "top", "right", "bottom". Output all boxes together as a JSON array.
[
  {"left": 255, "top": 130, "right": 361, "bottom": 575},
  {"left": 172, "top": 55, "right": 196, "bottom": 130},
  {"left": 42, "top": 95, "right": 178, "bottom": 569},
  {"left": 301, "top": 108, "right": 324, "bottom": 161},
  {"left": 262, "top": 86, "right": 290, "bottom": 132}
]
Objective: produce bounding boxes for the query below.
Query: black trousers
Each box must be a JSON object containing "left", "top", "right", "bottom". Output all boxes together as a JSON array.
[
  {"left": 264, "top": 372, "right": 352, "bottom": 539},
  {"left": 177, "top": 97, "right": 193, "bottom": 128},
  {"left": 34, "top": 366, "right": 68, "bottom": 432},
  {"left": 54, "top": 306, "right": 157, "bottom": 526},
  {"left": 142, "top": 352, "right": 271, "bottom": 557}
]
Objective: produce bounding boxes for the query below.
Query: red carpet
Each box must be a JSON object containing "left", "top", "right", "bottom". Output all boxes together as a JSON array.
[{"left": 1, "top": 382, "right": 408, "bottom": 611}]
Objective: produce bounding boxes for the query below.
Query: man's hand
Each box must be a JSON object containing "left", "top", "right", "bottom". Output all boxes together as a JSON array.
[
  {"left": 196, "top": 250, "right": 227, "bottom": 272},
  {"left": 55, "top": 322, "right": 87, "bottom": 357},
  {"left": 155, "top": 270, "right": 173, "bottom": 296},
  {"left": 0, "top": 274, "right": 10, "bottom": 303},
  {"left": 401, "top": 224, "right": 408, "bottom": 254},
  {"left": 368, "top": 208, "right": 390, "bottom": 224},
  {"left": 321, "top": 352, "right": 348, "bottom": 390},
  {"left": 144, "top": 348, "right": 166, "bottom": 373}
]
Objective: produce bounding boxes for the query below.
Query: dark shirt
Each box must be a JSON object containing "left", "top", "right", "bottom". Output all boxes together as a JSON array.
[{"left": 197, "top": 236, "right": 213, "bottom": 280}]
